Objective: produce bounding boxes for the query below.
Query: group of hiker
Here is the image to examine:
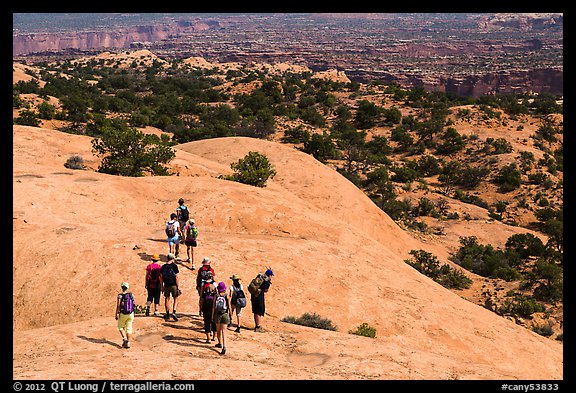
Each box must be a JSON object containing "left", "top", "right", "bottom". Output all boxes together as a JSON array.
[{"left": 115, "top": 198, "right": 275, "bottom": 355}]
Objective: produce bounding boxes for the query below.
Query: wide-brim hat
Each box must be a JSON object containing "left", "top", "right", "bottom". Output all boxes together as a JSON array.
[
  {"left": 151, "top": 254, "right": 160, "bottom": 261},
  {"left": 230, "top": 274, "right": 241, "bottom": 281},
  {"left": 202, "top": 257, "right": 211, "bottom": 264}
]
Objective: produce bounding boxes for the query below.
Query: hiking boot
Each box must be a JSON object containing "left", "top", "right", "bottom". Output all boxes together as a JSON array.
[
  {"left": 254, "top": 326, "right": 264, "bottom": 333},
  {"left": 221, "top": 347, "right": 226, "bottom": 355},
  {"left": 186, "top": 258, "right": 191, "bottom": 263},
  {"left": 145, "top": 308, "right": 150, "bottom": 317},
  {"left": 215, "top": 343, "right": 222, "bottom": 348},
  {"left": 172, "top": 313, "right": 179, "bottom": 321},
  {"left": 235, "top": 327, "right": 241, "bottom": 333},
  {"left": 191, "top": 265, "right": 196, "bottom": 271},
  {"left": 164, "top": 313, "right": 170, "bottom": 321},
  {"left": 154, "top": 311, "right": 160, "bottom": 316},
  {"left": 205, "top": 339, "right": 210, "bottom": 344},
  {"left": 125, "top": 340, "right": 131, "bottom": 349},
  {"left": 122, "top": 339, "right": 128, "bottom": 348}
]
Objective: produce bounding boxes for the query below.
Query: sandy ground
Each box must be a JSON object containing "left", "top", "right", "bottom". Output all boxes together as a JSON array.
[{"left": 12, "top": 124, "right": 562, "bottom": 381}]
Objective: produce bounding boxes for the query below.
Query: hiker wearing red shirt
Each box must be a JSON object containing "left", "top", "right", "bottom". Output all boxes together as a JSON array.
[
  {"left": 145, "top": 254, "right": 162, "bottom": 316},
  {"left": 196, "top": 257, "right": 215, "bottom": 315}
]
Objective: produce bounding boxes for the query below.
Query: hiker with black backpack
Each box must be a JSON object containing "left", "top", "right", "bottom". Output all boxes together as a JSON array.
[
  {"left": 183, "top": 218, "right": 199, "bottom": 269},
  {"left": 115, "top": 282, "right": 135, "bottom": 349},
  {"left": 199, "top": 274, "right": 217, "bottom": 343},
  {"left": 160, "top": 253, "right": 180, "bottom": 322},
  {"left": 144, "top": 254, "right": 162, "bottom": 316},
  {"left": 229, "top": 274, "right": 247, "bottom": 333},
  {"left": 248, "top": 269, "right": 274, "bottom": 332},
  {"left": 165, "top": 213, "right": 182, "bottom": 259},
  {"left": 212, "top": 281, "right": 232, "bottom": 355},
  {"left": 176, "top": 198, "right": 190, "bottom": 235},
  {"left": 196, "top": 257, "right": 215, "bottom": 315}
]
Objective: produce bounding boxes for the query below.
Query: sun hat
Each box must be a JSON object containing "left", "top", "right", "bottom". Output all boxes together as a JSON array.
[
  {"left": 121, "top": 282, "right": 129, "bottom": 289},
  {"left": 230, "top": 274, "right": 241, "bottom": 281},
  {"left": 189, "top": 218, "right": 195, "bottom": 225},
  {"left": 151, "top": 254, "right": 160, "bottom": 261},
  {"left": 202, "top": 257, "right": 211, "bottom": 264},
  {"left": 167, "top": 253, "right": 175, "bottom": 260},
  {"left": 265, "top": 269, "right": 274, "bottom": 277},
  {"left": 217, "top": 281, "right": 227, "bottom": 293}
]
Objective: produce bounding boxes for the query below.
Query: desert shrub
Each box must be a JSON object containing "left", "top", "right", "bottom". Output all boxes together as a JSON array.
[
  {"left": 497, "top": 295, "right": 545, "bottom": 319},
  {"left": 224, "top": 151, "right": 277, "bottom": 187},
  {"left": 405, "top": 249, "right": 472, "bottom": 289},
  {"left": 64, "top": 155, "right": 86, "bottom": 170},
  {"left": 281, "top": 312, "right": 337, "bottom": 331},
  {"left": 349, "top": 322, "right": 377, "bottom": 338},
  {"left": 494, "top": 163, "right": 522, "bottom": 192}
]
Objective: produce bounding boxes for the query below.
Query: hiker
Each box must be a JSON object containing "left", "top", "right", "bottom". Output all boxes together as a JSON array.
[
  {"left": 200, "top": 274, "right": 217, "bottom": 343},
  {"left": 249, "top": 269, "right": 274, "bottom": 332},
  {"left": 212, "top": 281, "right": 232, "bottom": 355},
  {"left": 165, "top": 213, "right": 182, "bottom": 258},
  {"left": 160, "top": 253, "right": 180, "bottom": 321},
  {"left": 198, "top": 268, "right": 216, "bottom": 316},
  {"left": 229, "top": 274, "right": 247, "bottom": 333},
  {"left": 183, "top": 218, "right": 199, "bottom": 269},
  {"left": 144, "top": 254, "right": 162, "bottom": 316},
  {"left": 176, "top": 198, "right": 190, "bottom": 236},
  {"left": 196, "top": 257, "right": 216, "bottom": 296},
  {"left": 115, "top": 282, "right": 135, "bottom": 349}
]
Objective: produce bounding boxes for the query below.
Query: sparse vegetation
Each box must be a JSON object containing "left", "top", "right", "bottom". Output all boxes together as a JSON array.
[
  {"left": 348, "top": 322, "right": 377, "bottom": 338},
  {"left": 221, "top": 151, "right": 277, "bottom": 187},
  {"left": 282, "top": 312, "right": 338, "bottom": 331}
]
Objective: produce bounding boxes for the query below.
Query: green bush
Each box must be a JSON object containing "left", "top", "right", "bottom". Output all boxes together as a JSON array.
[
  {"left": 349, "top": 322, "right": 376, "bottom": 338},
  {"left": 281, "top": 312, "right": 337, "bottom": 331},
  {"left": 224, "top": 151, "right": 277, "bottom": 187}
]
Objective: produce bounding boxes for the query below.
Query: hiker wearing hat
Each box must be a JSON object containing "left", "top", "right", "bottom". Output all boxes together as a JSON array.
[
  {"left": 145, "top": 254, "right": 163, "bottom": 316},
  {"left": 165, "top": 213, "right": 182, "bottom": 259},
  {"left": 160, "top": 253, "right": 180, "bottom": 321},
  {"left": 183, "top": 218, "right": 199, "bottom": 269},
  {"left": 199, "top": 273, "right": 217, "bottom": 343},
  {"left": 229, "top": 274, "right": 247, "bottom": 333},
  {"left": 115, "top": 282, "right": 135, "bottom": 348},
  {"left": 197, "top": 257, "right": 215, "bottom": 315},
  {"left": 250, "top": 269, "right": 274, "bottom": 333},
  {"left": 212, "top": 281, "right": 232, "bottom": 355}
]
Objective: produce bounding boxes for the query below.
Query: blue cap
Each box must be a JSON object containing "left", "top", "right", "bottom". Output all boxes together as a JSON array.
[{"left": 265, "top": 269, "right": 274, "bottom": 277}]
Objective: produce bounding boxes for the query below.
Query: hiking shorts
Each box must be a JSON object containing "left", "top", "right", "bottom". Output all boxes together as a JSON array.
[
  {"left": 118, "top": 312, "right": 134, "bottom": 334},
  {"left": 163, "top": 285, "right": 179, "bottom": 298},
  {"left": 233, "top": 305, "right": 244, "bottom": 317},
  {"left": 214, "top": 312, "right": 230, "bottom": 325},
  {"left": 146, "top": 286, "right": 161, "bottom": 304},
  {"left": 167, "top": 235, "right": 180, "bottom": 246},
  {"left": 185, "top": 239, "right": 197, "bottom": 247},
  {"left": 251, "top": 295, "right": 265, "bottom": 316}
]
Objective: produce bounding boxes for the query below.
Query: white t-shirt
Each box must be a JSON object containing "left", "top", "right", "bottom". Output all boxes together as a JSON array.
[{"left": 166, "top": 220, "right": 180, "bottom": 238}]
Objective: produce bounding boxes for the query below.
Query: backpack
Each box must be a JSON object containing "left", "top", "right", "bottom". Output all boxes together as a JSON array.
[
  {"left": 187, "top": 225, "right": 198, "bottom": 240},
  {"left": 148, "top": 266, "right": 160, "bottom": 286},
  {"left": 248, "top": 274, "right": 266, "bottom": 297},
  {"left": 232, "top": 287, "right": 247, "bottom": 308},
  {"left": 202, "top": 285, "right": 216, "bottom": 311},
  {"left": 165, "top": 221, "right": 176, "bottom": 238},
  {"left": 198, "top": 266, "right": 212, "bottom": 287},
  {"left": 179, "top": 206, "right": 189, "bottom": 222},
  {"left": 120, "top": 292, "right": 135, "bottom": 314},
  {"left": 162, "top": 264, "right": 177, "bottom": 286},
  {"left": 214, "top": 294, "right": 228, "bottom": 314}
]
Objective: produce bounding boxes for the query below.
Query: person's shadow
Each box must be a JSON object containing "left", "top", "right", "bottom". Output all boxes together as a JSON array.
[{"left": 77, "top": 335, "right": 122, "bottom": 348}]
